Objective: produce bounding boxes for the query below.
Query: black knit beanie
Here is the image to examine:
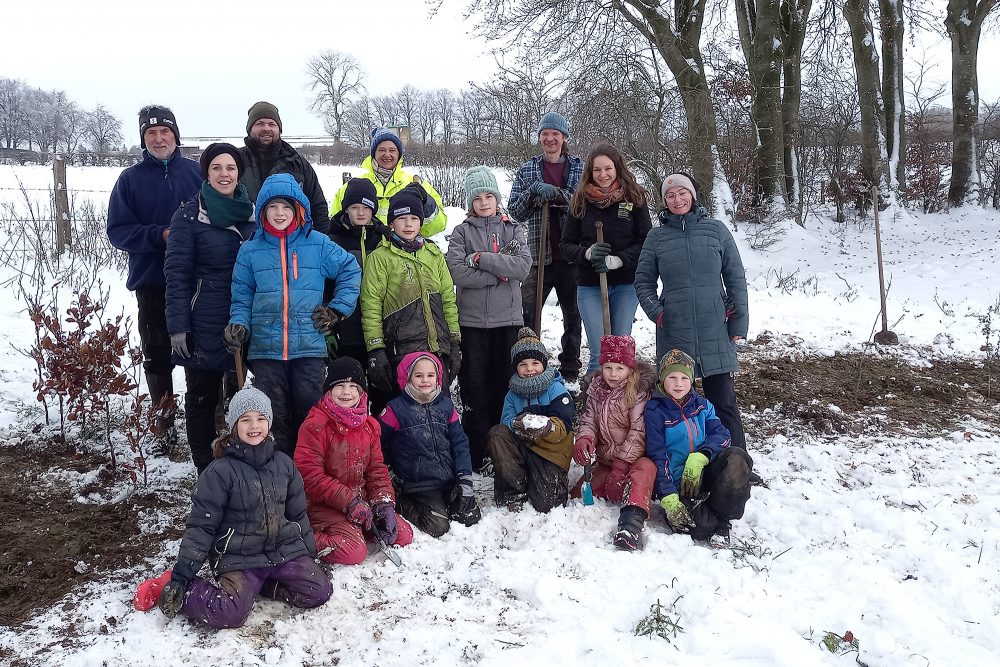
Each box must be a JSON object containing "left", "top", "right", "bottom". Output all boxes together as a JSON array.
[
  {"left": 138, "top": 105, "right": 180, "bottom": 149},
  {"left": 342, "top": 178, "right": 378, "bottom": 214},
  {"left": 324, "top": 357, "right": 368, "bottom": 393},
  {"left": 199, "top": 143, "right": 245, "bottom": 180}
]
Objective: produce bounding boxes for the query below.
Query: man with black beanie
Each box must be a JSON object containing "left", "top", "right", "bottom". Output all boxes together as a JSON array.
[
  {"left": 107, "top": 104, "right": 201, "bottom": 439},
  {"left": 238, "top": 100, "right": 330, "bottom": 233}
]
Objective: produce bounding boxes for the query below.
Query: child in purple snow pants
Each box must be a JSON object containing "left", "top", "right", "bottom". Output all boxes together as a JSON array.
[{"left": 133, "top": 387, "right": 332, "bottom": 629}]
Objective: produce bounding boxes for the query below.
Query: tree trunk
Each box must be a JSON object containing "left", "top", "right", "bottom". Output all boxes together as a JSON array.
[
  {"left": 879, "top": 0, "right": 906, "bottom": 195},
  {"left": 735, "top": 0, "right": 788, "bottom": 219},
  {"left": 616, "top": 0, "right": 733, "bottom": 217},
  {"left": 946, "top": 0, "right": 998, "bottom": 207},
  {"left": 780, "top": 0, "right": 812, "bottom": 222},
  {"left": 844, "top": 0, "right": 890, "bottom": 206}
]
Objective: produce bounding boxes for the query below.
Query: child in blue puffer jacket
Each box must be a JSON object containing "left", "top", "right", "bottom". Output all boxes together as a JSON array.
[
  {"left": 225, "top": 174, "right": 361, "bottom": 457},
  {"left": 644, "top": 349, "right": 752, "bottom": 542}
]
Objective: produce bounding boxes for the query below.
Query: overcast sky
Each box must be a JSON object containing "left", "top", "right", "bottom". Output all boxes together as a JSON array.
[{"left": 5, "top": 1, "right": 1000, "bottom": 146}]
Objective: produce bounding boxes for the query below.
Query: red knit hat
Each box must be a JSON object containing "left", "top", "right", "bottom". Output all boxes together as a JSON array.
[{"left": 598, "top": 335, "right": 637, "bottom": 368}]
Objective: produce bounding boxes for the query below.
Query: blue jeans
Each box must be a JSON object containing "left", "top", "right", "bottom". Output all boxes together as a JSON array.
[{"left": 577, "top": 283, "right": 640, "bottom": 375}]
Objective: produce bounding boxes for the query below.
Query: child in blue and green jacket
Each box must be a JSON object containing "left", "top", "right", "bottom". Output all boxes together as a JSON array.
[
  {"left": 225, "top": 174, "right": 361, "bottom": 457},
  {"left": 644, "top": 349, "right": 752, "bottom": 542}
]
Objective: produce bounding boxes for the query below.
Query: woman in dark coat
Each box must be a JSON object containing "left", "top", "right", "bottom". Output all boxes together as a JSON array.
[
  {"left": 633, "top": 172, "right": 750, "bottom": 450},
  {"left": 165, "top": 143, "right": 256, "bottom": 473},
  {"left": 560, "top": 143, "right": 651, "bottom": 378}
]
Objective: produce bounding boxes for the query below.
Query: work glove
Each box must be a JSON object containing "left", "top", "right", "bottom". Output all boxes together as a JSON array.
[
  {"left": 660, "top": 493, "right": 696, "bottom": 533},
  {"left": 372, "top": 502, "right": 398, "bottom": 545},
  {"left": 680, "top": 452, "right": 710, "bottom": 499},
  {"left": 449, "top": 334, "right": 462, "bottom": 377},
  {"left": 170, "top": 332, "right": 191, "bottom": 359},
  {"left": 449, "top": 474, "right": 482, "bottom": 526},
  {"left": 368, "top": 350, "right": 395, "bottom": 393},
  {"left": 572, "top": 436, "right": 596, "bottom": 466},
  {"left": 499, "top": 239, "right": 522, "bottom": 255},
  {"left": 585, "top": 242, "right": 612, "bottom": 261},
  {"left": 604, "top": 460, "right": 631, "bottom": 504},
  {"left": 223, "top": 324, "right": 247, "bottom": 354},
  {"left": 604, "top": 256, "right": 624, "bottom": 271},
  {"left": 465, "top": 253, "right": 481, "bottom": 268},
  {"left": 529, "top": 181, "right": 558, "bottom": 202},
  {"left": 311, "top": 305, "right": 342, "bottom": 335},
  {"left": 345, "top": 496, "right": 373, "bottom": 530},
  {"left": 157, "top": 577, "right": 188, "bottom": 618}
]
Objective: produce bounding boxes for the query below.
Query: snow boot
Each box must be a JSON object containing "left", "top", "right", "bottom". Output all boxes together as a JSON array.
[
  {"left": 146, "top": 372, "right": 178, "bottom": 449},
  {"left": 133, "top": 569, "right": 172, "bottom": 611},
  {"left": 613, "top": 505, "right": 648, "bottom": 552}
]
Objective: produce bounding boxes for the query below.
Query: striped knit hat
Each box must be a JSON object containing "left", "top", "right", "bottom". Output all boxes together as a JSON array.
[{"left": 510, "top": 327, "right": 549, "bottom": 369}]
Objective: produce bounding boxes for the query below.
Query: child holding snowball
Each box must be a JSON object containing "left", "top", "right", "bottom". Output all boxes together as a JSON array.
[{"left": 486, "top": 327, "right": 575, "bottom": 513}]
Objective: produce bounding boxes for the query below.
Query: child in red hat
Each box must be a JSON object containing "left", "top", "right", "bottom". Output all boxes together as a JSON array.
[{"left": 571, "top": 335, "right": 657, "bottom": 550}]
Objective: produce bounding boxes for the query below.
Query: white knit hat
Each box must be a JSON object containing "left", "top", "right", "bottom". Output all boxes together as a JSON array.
[
  {"left": 661, "top": 173, "right": 697, "bottom": 202},
  {"left": 226, "top": 386, "right": 273, "bottom": 431}
]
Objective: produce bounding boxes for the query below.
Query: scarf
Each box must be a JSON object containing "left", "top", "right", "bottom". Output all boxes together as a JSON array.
[
  {"left": 201, "top": 181, "right": 254, "bottom": 229},
  {"left": 373, "top": 163, "right": 395, "bottom": 184},
  {"left": 508, "top": 367, "right": 557, "bottom": 400},
  {"left": 390, "top": 231, "right": 425, "bottom": 253},
  {"left": 584, "top": 181, "right": 626, "bottom": 209},
  {"left": 263, "top": 217, "right": 300, "bottom": 238},
  {"left": 405, "top": 383, "right": 441, "bottom": 404},
  {"left": 318, "top": 394, "right": 369, "bottom": 429}
]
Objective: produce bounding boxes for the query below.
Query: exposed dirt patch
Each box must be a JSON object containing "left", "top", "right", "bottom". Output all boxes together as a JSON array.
[{"left": 0, "top": 443, "right": 184, "bottom": 627}]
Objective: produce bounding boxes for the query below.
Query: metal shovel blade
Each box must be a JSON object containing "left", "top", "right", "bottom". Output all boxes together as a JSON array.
[
  {"left": 376, "top": 535, "right": 402, "bottom": 568},
  {"left": 582, "top": 463, "right": 594, "bottom": 506}
]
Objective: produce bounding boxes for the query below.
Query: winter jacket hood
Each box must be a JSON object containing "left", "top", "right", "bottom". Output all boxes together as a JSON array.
[
  {"left": 644, "top": 388, "right": 731, "bottom": 498},
  {"left": 396, "top": 351, "right": 445, "bottom": 390},
  {"left": 172, "top": 436, "right": 315, "bottom": 583},
  {"left": 254, "top": 173, "right": 313, "bottom": 230}
]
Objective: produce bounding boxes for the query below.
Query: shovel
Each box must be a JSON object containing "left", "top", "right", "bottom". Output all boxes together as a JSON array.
[{"left": 375, "top": 534, "right": 402, "bottom": 568}]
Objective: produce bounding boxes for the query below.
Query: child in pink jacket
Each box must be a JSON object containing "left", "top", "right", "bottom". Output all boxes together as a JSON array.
[{"left": 571, "top": 335, "right": 657, "bottom": 551}]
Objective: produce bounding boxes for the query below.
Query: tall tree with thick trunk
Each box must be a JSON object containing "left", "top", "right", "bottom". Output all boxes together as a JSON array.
[
  {"left": 735, "top": 0, "right": 788, "bottom": 217},
  {"left": 946, "top": 0, "right": 999, "bottom": 207},
  {"left": 780, "top": 0, "right": 813, "bottom": 216},
  {"left": 879, "top": 0, "right": 906, "bottom": 194},
  {"left": 844, "top": 0, "right": 892, "bottom": 205}
]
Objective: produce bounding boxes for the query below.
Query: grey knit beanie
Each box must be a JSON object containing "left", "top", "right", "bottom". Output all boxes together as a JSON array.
[
  {"left": 464, "top": 166, "right": 502, "bottom": 210},
  {"left": 537, "top": 111, "right": 571, "bottom": 140},
  {"left": 226, "top": 386, "right": 273, "bottom": 431}
]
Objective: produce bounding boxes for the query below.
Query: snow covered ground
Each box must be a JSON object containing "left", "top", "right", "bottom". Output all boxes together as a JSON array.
[{"left": 0, "top": 164, "right": 998, "bottom": 666}]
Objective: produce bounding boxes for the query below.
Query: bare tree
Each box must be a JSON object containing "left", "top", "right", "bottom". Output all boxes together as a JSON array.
[
  {"left": 414, "top": 89, "right": 438, "bottom": 144},
  {"left": 435, "top": 89, "right": 457, "bottom": 145},
  {"left": 0, "top": 77, "right": 27, "bottom": 149},
  {"left": 946, "top": 0, "right": 999, "bottom": 206},
  {"left": 879, "top": 0, "right": 906, "bottom": 194},
  {"left": 904, "top": 56, "right": 949, "bottom": 212},
  {"left": 85, "top": 105, "right": 123, "bottom": 153},
  {"left": 25, "top": 87, "right": 58, "bottom": 154},
  {"left": 343, "top": 97, "right": 376, "bottom": 148},
  {"left": 780, "top": 0, "right": 814, "bottom": 216},
  {"left": 305, "top": 50, "right": 366, "bottom": 142},
  {"left": 58, "top": 96, "right": 86, "bottom": 154},
  {"left": 979, "top": 99, "right": 1000, "bottom": 208}
]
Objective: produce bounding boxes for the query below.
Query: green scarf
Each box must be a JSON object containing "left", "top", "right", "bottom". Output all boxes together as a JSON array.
[{"left": 201, "top": 181, "right": 254, "bottom": 229}]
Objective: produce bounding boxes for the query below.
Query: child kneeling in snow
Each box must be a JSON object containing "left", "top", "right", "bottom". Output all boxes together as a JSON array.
[
  {"left": 378, "top": 352, "right": 481, "bottom": 537},
  {"left": 487, "top": 327, "right": 575, "bottom": 512},
  {"left": 571, "top": 335, "right": 658, "bottom": 551},
  {"left": 294, "top": 357, "right": 414, "bottom": 564},
  {"left": 133, "top": 387, "right": 331, "bottom": 628},
  {"left": 645, "top": 350, "right": 752, "bottom": 541}
]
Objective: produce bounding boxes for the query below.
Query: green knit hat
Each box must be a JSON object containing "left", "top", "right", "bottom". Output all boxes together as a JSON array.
[
  {"left": 464, "top": 166, "right": 502, "bottom": 210},
  {"left": 510, "top": 327, "right": 549, "bottom": 369},
  {"left": 658, "top": 348, "right": 695, "bottom": 385}
]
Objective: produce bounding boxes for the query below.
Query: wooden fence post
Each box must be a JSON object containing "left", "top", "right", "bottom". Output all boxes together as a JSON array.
[{"left": 53, "top": 156, "right": 71, "bottom": 253}]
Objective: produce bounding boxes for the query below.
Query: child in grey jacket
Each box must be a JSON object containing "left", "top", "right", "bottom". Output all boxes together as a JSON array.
[{"left": 445, "top": 166, "right": 532, "bottom": 471}]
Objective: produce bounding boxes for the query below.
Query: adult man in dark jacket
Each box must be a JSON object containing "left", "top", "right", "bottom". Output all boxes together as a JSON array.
[
  {"left": 107, "top": 105, "right": 201, "bottom": 426},
  {"left": 508, "top": 111, "right": 584, "bottom": 381},
  {"left": 238, "top": 101, "right": 330, "bottom": 234}
]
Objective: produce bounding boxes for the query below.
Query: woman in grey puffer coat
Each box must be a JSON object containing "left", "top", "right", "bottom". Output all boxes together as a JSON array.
[
  {"left": 634, "top": 173, "right": 750, "bottom": 450},
  {"left": 446, "top": 166, "right": 532, "bottom": 471}
]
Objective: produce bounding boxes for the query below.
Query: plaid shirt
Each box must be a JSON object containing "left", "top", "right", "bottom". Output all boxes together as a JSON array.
[{"left": 507, "top": 154, "right": 584, "bottom": 266}]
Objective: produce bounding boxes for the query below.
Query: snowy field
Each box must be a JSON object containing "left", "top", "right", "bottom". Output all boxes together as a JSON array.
[{"left": 0, "top": 164, "right": 998, "bottom": 666}]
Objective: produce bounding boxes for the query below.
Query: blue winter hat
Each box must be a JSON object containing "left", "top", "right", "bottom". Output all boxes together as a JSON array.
[
  {"left": 537, "top": 111, "right": 571, "bottom": 140},
  {"left": 370, "top": 127, "right": 404, "bottom": 160}
]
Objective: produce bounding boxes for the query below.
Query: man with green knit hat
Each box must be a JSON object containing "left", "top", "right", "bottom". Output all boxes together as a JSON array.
[{"left": 238, "top": 101, "right": 329, "bottom": 233}]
